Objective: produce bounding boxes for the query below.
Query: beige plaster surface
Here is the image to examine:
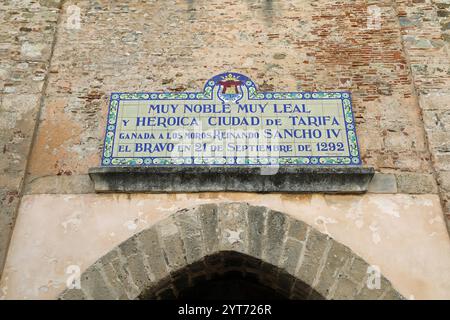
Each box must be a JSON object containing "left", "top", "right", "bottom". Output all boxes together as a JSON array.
[{"left": 0, "top": 192, "right": 449, "bottom": 300}]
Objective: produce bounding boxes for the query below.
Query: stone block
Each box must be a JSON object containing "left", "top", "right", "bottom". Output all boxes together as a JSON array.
[
  {"left": 279, "top": 237, "right": 303, "bottom": 275},
  {"left": 313, "top": 241, "right": 352, "bottom": 298},
  {"left": 435, "top": 153, "right": 450, "bottom": 171},
  {"left": 263, "top": 210, "right": 287, "bottom": 266},
  {"left": 123, "top": 252, "right": 153, "bottom": 295},
  {"left": 368, "top": 173, "right": 398, "bottom": 193},
  {"left": 295, "top": 228, "right": 330, "bottom": 287},
  {"left": 157, "top": 217, "right": 187, "bottom": 271},
  {"left": 217, "top": 203, "right": 248, "bottom": 253},
  {"left": 396, "top": 172, "right": 438, "bottom": 194},
  {"left": 346, "top": 256, "right": 370, "bottom": 284},
  {"left": 287, "top": 218, "right": 308, "bottom": 242},
  {"left": 100, "top": 260, "right": 128, "bottom": 300},
  {"left": 197, "top": 203, "right": 219, "bottom": 255},
  {"left": 137, "top": 229, "right": 169, "bottom": 280},
  {"left": 175, "top": 208, "right": 204, "bottom": 264},
  {"left": 247, "top": 205, "right": 267, "bottom": 258},
  {"left": 80, "top": 265, "right": 116, "bottom": 300},
  {"left": 118, "top": 235, "right": 140, "bottom": 257},
  {"left": 438, "top": 171, "right": 450, "bottom": 192},
  {"left": 102, "top": 248, "right": 141, "bottom": 299}
]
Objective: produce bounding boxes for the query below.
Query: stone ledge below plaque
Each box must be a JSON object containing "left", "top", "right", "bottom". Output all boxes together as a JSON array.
[{"left": 88, "top": 166, "right": 375, "bottom": 194}]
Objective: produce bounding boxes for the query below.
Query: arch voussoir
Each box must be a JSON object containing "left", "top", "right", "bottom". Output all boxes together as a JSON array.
[
  {"left": 216, "top": 202, "right": 250, "bottom": 254},
  {"left": 246, "top": 205, "right": 269, "bottom": 259},
  {"left": 156, "top": 215, "right": 187, "bottom": 272},
  {"left": 194, "top": 203, "right": 220, "bottom": 256},
  {"left": 264, "top": 210, "right": 290, "bottom": 266}
]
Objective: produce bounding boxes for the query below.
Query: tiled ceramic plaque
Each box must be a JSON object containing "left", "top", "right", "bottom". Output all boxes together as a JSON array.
[{"left": 101, "top": 73, "right": 360, "bottom": 166}]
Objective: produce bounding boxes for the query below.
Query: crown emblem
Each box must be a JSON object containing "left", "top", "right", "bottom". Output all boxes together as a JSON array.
[
  {"left": 220, "top": 74, "right": 240, "bottom": 82},
  {"left": 218, "top": 74, "right": 242, "bottom": 95}
]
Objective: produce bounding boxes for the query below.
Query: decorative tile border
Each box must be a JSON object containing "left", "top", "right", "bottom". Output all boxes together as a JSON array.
[{"left": 101, "top": 72, "right": 361, "bottom": 166}]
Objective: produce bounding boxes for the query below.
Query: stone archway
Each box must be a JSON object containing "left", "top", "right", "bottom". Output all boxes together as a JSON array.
[{"left": 59, "top": 202, "right": 403, "bottom": 300}]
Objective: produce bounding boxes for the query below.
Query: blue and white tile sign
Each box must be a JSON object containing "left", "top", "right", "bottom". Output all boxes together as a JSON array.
[{"left": 101, "top": 73, "right": 361, "bottom": 166}]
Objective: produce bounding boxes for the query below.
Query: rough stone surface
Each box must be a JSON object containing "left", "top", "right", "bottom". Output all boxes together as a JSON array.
[
  {"left": 217, "top": 202, "right": 249, "bottom": 253},
  {"left": 136, "top": 229, "right": 169, "bottom": 281},
  {"left": 174, "top": 208, "right": 204, "bottom": 264},
  {"left": 247, "top": 206, "right": 268, "bottom": 258},
  {"left": 118, "top": 240, "right": 153, "bottom": 297},
  {"left": 279, "top": 237, "right": 303, "bottom": 275},
  {"left": 197, "top": 203, "right": 219, "bottom": 255},
  {"left": 295, "top": 228, "right": 331, "bottom": 292},
  {"left": 396, "top": 0, "right": 450, "bottom": 228},
  {"left": 263, "top": 210, "right": 288, "bottom": 266},
  {"left": 100, "top": 257, "right": 128, "bottom": 300}
]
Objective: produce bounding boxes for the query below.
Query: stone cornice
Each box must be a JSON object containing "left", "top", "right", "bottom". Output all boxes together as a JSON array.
[{"left": 88, "top": 166, "right": 375, "bottom": 193}]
